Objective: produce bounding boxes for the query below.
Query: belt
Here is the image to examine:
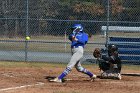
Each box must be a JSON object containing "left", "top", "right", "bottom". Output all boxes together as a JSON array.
[{"left": 72, "top": 46, "right": 83, "bottom": 48}]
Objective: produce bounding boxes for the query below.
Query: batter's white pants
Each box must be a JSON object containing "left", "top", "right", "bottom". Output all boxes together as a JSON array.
[{"left": 67, "top": 46, "right": 84, "bottom": 69}]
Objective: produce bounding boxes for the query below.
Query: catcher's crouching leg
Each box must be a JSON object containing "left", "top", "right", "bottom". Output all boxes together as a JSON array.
[
  {"left": 99, "top": 62, "right": 122, "bottom": 80},
  {"left": 100, "top": 71, "right": 121, "bottom": 80}
]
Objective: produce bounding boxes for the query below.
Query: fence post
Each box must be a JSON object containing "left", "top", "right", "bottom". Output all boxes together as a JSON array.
[
  {"left": 64, "top": 31, "right": 67, "bottom": 52},
  {"left": 25, "top": 0, "right": 29, "bottom": 62},
  {"left": 105, "top": 0, "right": 110, "bottom": 48}
]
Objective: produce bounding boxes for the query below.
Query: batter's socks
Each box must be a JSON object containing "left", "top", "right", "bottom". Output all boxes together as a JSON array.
[
  {"left": 85, "top": 71, "right": 94, "bottom": 78},
  {"left": 82, "top": 68, "right": 93, "bottom": 77},
  {"left": 58, "top": 67, "right": 71, "bottom": 80}
]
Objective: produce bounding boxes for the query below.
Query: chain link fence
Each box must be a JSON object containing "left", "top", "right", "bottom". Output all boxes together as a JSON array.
[{"left": 0, "top": 0, "right": 139, "bottom": 64}]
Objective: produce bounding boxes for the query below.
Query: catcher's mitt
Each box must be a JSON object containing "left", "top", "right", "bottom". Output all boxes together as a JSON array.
[{"left": 93, "top": 48, "right": 101, "bottom": 58}]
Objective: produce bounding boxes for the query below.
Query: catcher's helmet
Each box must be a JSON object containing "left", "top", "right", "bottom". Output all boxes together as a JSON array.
[
  {"left": 108, "top": 44, "right": 118, "bottom": 56},
  {"left": 71, "top": 24, "right": 83, "bottom": 32}
]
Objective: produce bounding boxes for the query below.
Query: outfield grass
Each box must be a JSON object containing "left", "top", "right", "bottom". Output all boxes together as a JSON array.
[
  {"left": 0, "top": 61, "right": 139, "bottom": 71},
  {"left": 122, "top": 65, "right": 140, "bottom": 71},
  {"left": 0, "top": 61, "right": 98, "bottom": 68},
  {"left": 0, "top": 35, "right": 105, "bottom": 53},
  {"left": 0, "top": 61, "right": 67, "bottom": 68},
  {"left": 1, "top": 32, "right": 139, "bottom": 52}
]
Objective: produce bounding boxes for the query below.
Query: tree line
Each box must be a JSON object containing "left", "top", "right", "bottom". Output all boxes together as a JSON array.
[{"left": 0, "top": 0, "right": 139, "bottom": 37}]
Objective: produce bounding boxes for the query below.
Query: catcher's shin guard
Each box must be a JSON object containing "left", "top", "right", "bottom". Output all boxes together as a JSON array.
[{"left": 100, "top": 71, "right": 121, "bottom": 80}]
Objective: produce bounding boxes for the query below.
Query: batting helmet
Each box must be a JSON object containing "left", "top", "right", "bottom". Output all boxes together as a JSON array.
[{"left": 71, "top": 24, "right": 83, "bottom": 32}]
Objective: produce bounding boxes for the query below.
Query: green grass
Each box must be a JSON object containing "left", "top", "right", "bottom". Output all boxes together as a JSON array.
[
  {"left": 0, "top": 61, "right": 68, "bottom": 68},
  {"left": 122, "top": 65, "right": 140, "bottom": 70},
  {"left": 0, "top": 61, "right": 98, "bottom": 69},
  {"left": 0, "top": 35, "right": 105, "bottom": 52},
  {"left": 0, "top": 61, "right": 139, "bottom": 71}
]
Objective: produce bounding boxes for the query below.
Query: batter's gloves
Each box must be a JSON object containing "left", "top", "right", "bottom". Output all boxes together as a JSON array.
[{"left": 93, "top": 48, "right": 101, "bottom": 58}]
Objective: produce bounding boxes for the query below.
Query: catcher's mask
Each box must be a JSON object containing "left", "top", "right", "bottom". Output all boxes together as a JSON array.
[
  {"left": 108, "top": 44, "right": 118, "bottom": 56},
  {"left": 71, "top": 24, "right": 83, "bottom": 32}
]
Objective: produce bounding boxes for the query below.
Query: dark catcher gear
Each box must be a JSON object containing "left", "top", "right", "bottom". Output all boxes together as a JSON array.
[{"left": 94, "top": 44, "right": 122, "bottom": 80}]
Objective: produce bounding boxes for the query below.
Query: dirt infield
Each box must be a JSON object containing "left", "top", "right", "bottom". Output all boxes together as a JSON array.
[{"left": 0, "top": 62, "right": 140, "bottom": 93}]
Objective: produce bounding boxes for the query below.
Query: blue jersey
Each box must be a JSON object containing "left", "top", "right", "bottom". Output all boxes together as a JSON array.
[{"left": 69, "top": 31, "right": 88, "bottom": 48}]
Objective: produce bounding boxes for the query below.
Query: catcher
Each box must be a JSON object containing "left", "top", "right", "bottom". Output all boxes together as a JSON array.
[{"left": 93, "top": 44, "right": 122, "bottom": 80}]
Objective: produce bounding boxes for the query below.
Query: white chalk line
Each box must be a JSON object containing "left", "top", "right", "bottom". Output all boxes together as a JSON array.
[{"left": 0, "top": 82, "right": 44, "bottom": 92}]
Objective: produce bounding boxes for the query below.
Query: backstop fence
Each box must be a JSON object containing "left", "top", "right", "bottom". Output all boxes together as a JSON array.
[{"left": 0, "top": 0, "right": 139, "bottom": 64}]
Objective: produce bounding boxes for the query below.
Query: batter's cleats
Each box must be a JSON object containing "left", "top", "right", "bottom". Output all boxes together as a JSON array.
[
  {"left": 49, "top": 77, "right": 62, "bottom": 83},
  {"left": 90, "top": 74, "right": 96, "bottom": 82}
]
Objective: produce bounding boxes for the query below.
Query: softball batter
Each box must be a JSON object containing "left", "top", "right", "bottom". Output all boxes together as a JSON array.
[{"left": 50, "top": 24, "right": 96, "bottom": 82}]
